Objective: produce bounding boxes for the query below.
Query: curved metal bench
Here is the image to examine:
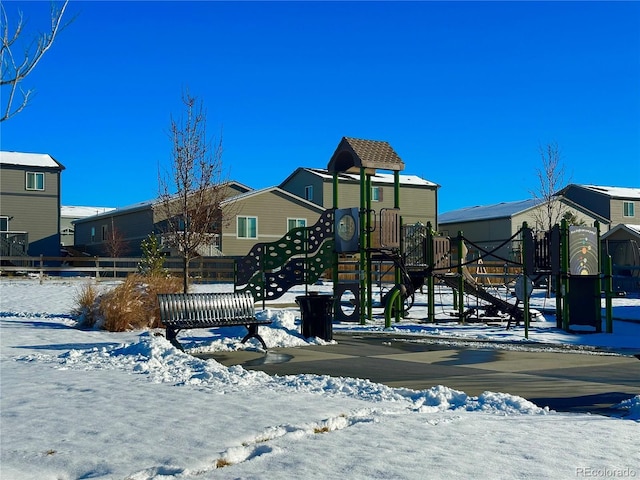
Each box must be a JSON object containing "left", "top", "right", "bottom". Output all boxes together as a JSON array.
[{"left": 157, "top": 292, "right": 271, "bottom": 351}]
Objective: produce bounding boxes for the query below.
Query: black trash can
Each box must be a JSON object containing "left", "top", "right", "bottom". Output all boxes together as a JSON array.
[{"left": 295, "top": 294, "right": 333, "bottom": 341}]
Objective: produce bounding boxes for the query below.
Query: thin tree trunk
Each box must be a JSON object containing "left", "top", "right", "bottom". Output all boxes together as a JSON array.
[{"left": 183, "top": 256, "right": 189, "bottom": 293}]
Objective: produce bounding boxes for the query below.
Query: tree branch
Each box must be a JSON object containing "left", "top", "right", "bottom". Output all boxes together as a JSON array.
[{"left": 0, "top": 0, "right": 72, "bottom": 122}]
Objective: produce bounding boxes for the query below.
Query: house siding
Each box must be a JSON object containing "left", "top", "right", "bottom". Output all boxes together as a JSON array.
[
  {"left": 74, "top": 207, "right": 155, "bottom": 256},
  {"left": 0, "top": 164, "right": 62, "bottom": 256},
  {"left": 611, "top": 199, "right": 639, "bottom": 226},
  {"left": 280, "top": 169, "right": 438, "bottom": 229},
  {"left": 560, "top": 185, "right": 640, "bottom": 228},
  {"left": 562, "top": 186, "right": 611, "bottom": 220},
  {"left": 221, "top": 190, "right": 324, "bottom": 256},
  {"left": 279, "top": 169, "right": 326, "bottom": 206}
]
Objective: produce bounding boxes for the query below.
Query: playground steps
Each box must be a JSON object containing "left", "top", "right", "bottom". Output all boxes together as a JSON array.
[{"left": 438, "top": 273, "right": 524, "bottom": 324}]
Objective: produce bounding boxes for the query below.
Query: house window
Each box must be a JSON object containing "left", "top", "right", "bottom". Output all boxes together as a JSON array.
[
  {"left": 101, "top": 225, "right": 108, "bottom": 241},
  {"left": 304, "top": 185, "right": 313, "bottom": 201},
  {"left": 0, "top": 216, "right": 8, "bottom": 231},
  {"left": 287, "top": 218, "right": 306, "bottom": 230},
  {"left": 91, "top": 227, "right": 96, "bottom": 242},
  {"left": 26, "top": 172, "right": 45, "bottom": 191},
  {"left": 623, "top": 201, "right": 635, "bottom": 217},
  {"left": 237, "top": 216, "right": 257, "bottom": 238},
  {"left": 372, "top": 186, "right": 383, "bottom": 202}
]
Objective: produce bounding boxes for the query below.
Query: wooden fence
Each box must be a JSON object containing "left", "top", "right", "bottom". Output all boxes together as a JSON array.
[{"left": 0, "top": 255, "right": 236, "bottom": 282}]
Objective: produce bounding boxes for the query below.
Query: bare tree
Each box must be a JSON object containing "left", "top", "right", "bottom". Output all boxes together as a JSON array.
[
  {"left": 104, "top": 220, "right": 128, "bottom": 277},
  {"left": 157, "top": 91, "right": 229, "bottom": 293},
  {"left": 1, "top": 0, "right": 72, "bottom": 122},
  {"left": 530, "top": 142, "right": 571, "bottom": 232}
]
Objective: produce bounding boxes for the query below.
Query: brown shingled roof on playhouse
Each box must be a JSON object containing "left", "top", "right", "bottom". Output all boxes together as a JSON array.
[{"left": 327, "top": 137, "right": 405, "bottom": 173}]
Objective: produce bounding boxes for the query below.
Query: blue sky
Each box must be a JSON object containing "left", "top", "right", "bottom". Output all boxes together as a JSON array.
[{"left": 2, "top": 1, "right": 639, "bottom": 213}]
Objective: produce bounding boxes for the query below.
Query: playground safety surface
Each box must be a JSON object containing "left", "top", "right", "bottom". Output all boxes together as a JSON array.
[{"left": 197, "top": 333, "right": 640, "bottom": 417}]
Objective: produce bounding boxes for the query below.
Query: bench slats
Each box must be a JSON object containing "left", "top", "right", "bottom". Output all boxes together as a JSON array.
[{"left": 157, "top": 292, "right": 271, "bottom": 351}]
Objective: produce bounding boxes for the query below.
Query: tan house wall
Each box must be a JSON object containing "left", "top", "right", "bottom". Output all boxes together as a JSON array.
[
  {"left": 611, "top": 199, "right": 639, "bottom": 226},
  {"left": 221, "top": 189, "right": 324, "bottom": 256},
  {"left": 280, "top": 169, "right": 438, "bottom": 229}
]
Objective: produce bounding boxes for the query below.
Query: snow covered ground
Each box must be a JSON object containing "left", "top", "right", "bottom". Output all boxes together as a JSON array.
[{"left": 1, "top": 277, "right": 638, "bottom": 480}]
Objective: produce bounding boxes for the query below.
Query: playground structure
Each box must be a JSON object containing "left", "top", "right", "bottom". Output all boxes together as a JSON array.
[{"left": 233, "top": 138, "right": 615, "bottom": 336}]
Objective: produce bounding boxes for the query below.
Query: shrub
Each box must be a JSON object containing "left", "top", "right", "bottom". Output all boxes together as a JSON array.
[
  {"left": 73, "top": 274, "right": 183, "bottom": 332},
  {"left": 138, "top": 235, "right": 167, "bottom": 276},
  {"left": 72, "top": 283, "right": 101, "bottom": 328}
]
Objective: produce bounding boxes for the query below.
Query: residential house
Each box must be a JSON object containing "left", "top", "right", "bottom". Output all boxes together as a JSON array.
[
  {"left": 556, "top": 184, "right": 640, "bottom": 229},
  {"left": 438, "top": 198, "right": 608, "bottom": 262},
  {"left": 61, "top": 206, "right": 115, "bottom": 248},
  {"left": 279, "top": 167, "right": 439, "bottom": 227},
  {"left": 220, "top": 186, "right": 327, "bottom": 257},
  {"left": 73, "top": 182, "right": 252, "bottom": 257},
  {"left": 0, "top": 151, "right": 65, "bottom": 256},
  {"left": 73, "top": 138, "right": 440, "bottom": 259}
]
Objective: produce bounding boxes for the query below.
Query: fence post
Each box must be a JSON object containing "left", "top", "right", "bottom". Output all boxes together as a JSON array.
[
  {"left": 39, "top": 254, "right": 44, "bottom": 284},
  {"left": 95, "top": 256, "right": 100, "bottom": 281}
]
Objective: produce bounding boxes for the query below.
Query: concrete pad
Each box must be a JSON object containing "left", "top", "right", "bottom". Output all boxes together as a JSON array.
[{"left": 199, "top": 333, "right": 640, "bottom": 415}]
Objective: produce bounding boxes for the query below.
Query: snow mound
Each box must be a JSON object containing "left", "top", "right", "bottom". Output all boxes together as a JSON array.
[
  {"left": 614, "top": 395, "right": 640, "bottom": 421},
  {"left": 21, "top": 333, "right": 549, "bottom": 416}
]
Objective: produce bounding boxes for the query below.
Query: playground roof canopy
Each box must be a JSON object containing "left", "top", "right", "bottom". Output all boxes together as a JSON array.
[{"left": 327, "top": 137, "right": 405, "bottom": 174}]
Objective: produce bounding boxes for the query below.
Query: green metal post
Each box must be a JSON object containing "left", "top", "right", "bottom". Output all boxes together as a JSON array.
[
  {"left": 427, "top": 222, "right": 435, "bottom": 323},
  {"left": 332, "top": 173, "right": 339, "bottom": 314},
  {"left": 522, "top": 222, "right": 530, "bottom": 339},
  {"left": 561, "top": 219, "right": 570, "bottom": 331},
  {"left": 605, "top": 255, "right": 613, "bottom": 333},
  {"left": 457, "top": 231, "right": 464, "bottom": 323},
  {"left": 595, "top": 221, "right": 602, "bottom": 332},
  {"left": 394, "top": 171, "right": 402, "bottom": 323},
  {"left": 554, "top": 226, "right": 562, "bottom": 329},
  {"left": 366, "top": 173, "right": 373, "bottom": 321},
  {"left": 359, "top": 167, "right": 367, "bottom": 325}
]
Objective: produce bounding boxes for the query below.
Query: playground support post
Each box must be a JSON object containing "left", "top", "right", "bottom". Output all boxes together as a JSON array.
[
  {"left": 332, "top": 173, "right": 340, "bottom": 317},
  {"left": 604, "top": 254, "right": 613, "bottom": 333},
  {"left": 359, "top": 167, "right": 367, "bottom": 325},
  {"left": 426, "top": 222, "right": 435, "bottom": 323},
  {"left": 365, "top": 173, "right": 374, "bottom": 321},
  {"left": 394, "top": 171, "right": 402, "bottom": 324},
  {"left": 595, "top": 221, "right": 603, "bottom": 332},
  {"left": 560, "top": 219, "right": 570, "bottom": 331},
  {"left": 457, "top": 232, "right": 464, "bottom": 323},
  {"left": 522, "top": 222, "right": 530, "bottom": 339}
]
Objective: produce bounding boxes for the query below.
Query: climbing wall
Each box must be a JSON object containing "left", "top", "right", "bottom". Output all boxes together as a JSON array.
[{"left": 235, "top": 209, "right": 335, "bottom": 301}]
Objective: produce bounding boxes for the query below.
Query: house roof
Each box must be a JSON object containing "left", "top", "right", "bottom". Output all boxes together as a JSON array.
[
  {"left": 0, "top": 151, "right": 65, "bottom": 169},
  {"left": 73, "top": 200, "right": 154, "bottom": 223},
  {"left": 327, "top": 137, "right": 405, "bottom": 173},
  {"left": 440, "top": 196, "right": 610, "bottom": 226},
  {"left": 73, "top": 181, "right": 252, "bottom": 223},
  {"left": 601, "top": 223, "right": 640, "bottom": 240},
  {"left": 558, "top": 184, "right": 640, "bottom": 200},
  {"left": 439, "top": 199, "right": 543, "bottom": 224},
  {"left": 61, "top": 206, "right": 117, "bottom": 218},
  {"left": 286, "top": 167, "right": 438, "bottom": 188}
]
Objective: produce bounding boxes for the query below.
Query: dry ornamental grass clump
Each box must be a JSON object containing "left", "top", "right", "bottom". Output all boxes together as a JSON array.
[{"left": 73, "top": 274, "right": 183, "bottom": 331}]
